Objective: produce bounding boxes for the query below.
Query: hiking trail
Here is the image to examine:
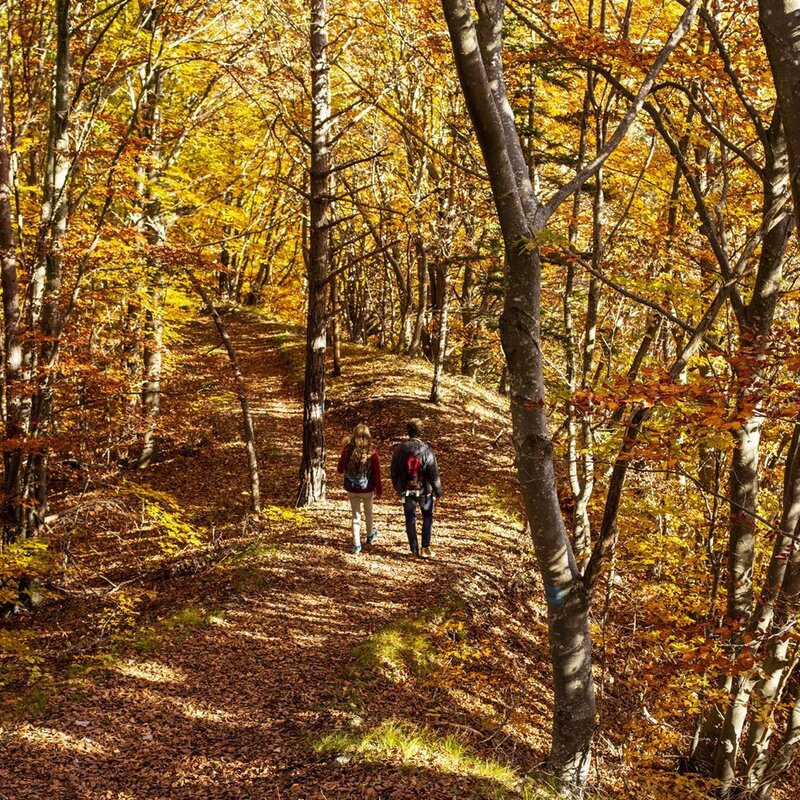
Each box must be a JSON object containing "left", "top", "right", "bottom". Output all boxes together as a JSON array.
[{"left": 1, "top": 311, "right": 554, "bottom": 800}]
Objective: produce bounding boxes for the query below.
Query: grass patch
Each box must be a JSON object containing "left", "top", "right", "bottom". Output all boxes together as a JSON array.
[
  {"left": 483, "top": 485, "right": 525, "bottom": 532},
  {"left": 346, "top": 617, "right": 438, "bottom": 682},
  {"left": 131, "top": 602, "right": 220, "bottom": 654},
  {"left": 314, "top": 718, "right": 557, "bottom": 799},
  {"left": 345, "top": 601, "right": 466, "bottom": 684}
]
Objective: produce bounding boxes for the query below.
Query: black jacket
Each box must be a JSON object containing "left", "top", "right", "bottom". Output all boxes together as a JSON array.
[{"left": 391, "top": 438, "right": 442, "bottom": 497}]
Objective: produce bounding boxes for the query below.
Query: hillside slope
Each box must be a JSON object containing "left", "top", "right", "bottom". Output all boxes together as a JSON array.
[{"left": 1, "top": 311, "right": 562, "bottom": 800}]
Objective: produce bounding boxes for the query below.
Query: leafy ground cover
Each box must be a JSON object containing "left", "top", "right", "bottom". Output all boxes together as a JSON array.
[{"left": 0, "top": 310, "right": 789, "bottom": 799}]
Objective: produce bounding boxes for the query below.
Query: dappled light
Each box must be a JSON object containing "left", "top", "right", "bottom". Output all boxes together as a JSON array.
[{"left": 4, "top": 0, "right": 800, "bottom": 797}]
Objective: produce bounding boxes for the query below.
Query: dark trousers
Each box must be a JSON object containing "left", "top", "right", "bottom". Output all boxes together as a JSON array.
[{"left": 403, "top": 494, "right": 433, "bottom": 552}]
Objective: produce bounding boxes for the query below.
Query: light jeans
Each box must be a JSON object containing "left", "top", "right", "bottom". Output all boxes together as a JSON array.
[{"left": 346, "top": 491, "right": 374, "bottom": 548}]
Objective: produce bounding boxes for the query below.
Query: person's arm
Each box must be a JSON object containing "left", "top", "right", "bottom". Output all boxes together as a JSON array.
[
  {"left": 337, "top": 446, "right": 349, "bottom": 474},
  {"left": 426, "top": 447, "right": 442, "bottom": 498},
  {"left": 372, "top": 451, "right": 382, "bottom": 497},
  {"left": 390, "top": 443, "right": 402, "bottom": 493}
]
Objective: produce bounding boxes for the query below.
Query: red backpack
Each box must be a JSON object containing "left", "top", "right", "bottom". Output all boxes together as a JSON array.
[{"left": 404, "top": 454, "right": 423, "bottom": 493}]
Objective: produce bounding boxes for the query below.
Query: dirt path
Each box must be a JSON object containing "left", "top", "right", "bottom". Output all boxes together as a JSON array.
[{"left": 1, "top": 312, "right": 546, "bottom": 800}]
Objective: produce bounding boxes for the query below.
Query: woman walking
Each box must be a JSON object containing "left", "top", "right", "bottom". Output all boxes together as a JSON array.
[{"left": 337, "top": 423, "right": 382, "bottom": 555}]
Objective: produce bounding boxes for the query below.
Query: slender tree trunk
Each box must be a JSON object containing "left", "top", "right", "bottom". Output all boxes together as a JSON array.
[
  {"left": 753, "top": 678, "right": 800, "bottom": 800},
  {"left": 189, "top": 274, "right": 260, "bottom": 512},
  {"left": 695, "top": 112, "right": 792, "bottom": 784},
  {"left": 136, "top": 66, "right": 166, "bottom": 469},
  {"left": 408, "top": 236, "right": 428, "bottom": 357},
  {"left": 429, "top": 265, "right": 449, "bottom": 403},
  {"left": 298, "top": 0, "right": 330, "bottom": 506},
  {"left": 443, "top": 2, "right": 594, "bottom": 790},
  {"left": 565, "top": 87, "right": 591, "bottom": 566},
  {"left": 330, "top": 267, "right": 342, "bottom": 378},
  {"left": 24, "top": 0, "right": 71, "bottom": 531},
  {"left": 460, "top": 261, "right": 480, "bottom": 378},
  {"left": 0, "top": 61, "right": 23, "bottom": 545}
]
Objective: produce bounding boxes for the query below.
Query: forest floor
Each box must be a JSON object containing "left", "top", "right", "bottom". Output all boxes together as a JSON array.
[
  {"left": 0, "top": 309, "right": 577, "bottom": 800},
  {"left": 7, "top": 310, "right": 775, "bottom": 799}
]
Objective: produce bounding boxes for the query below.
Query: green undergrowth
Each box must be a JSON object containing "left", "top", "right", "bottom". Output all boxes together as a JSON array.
[
  {"left": 345, "top": 600, "right": 467, "bottom": 685},
  {"left": 314, "top": 718, "right": 561, "bottom": 800}
]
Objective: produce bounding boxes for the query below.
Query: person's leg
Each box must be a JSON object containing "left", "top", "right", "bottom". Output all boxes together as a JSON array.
[
  {"left": 420, "top": 495, "right": 434, "bottom": 548},
  {"left": 348, "top": 492, "right": 362, "bottom": 550},
  {"left": 363, "top": 493, "right": 374, "bottom": 538},
  {"left": 403, "top": 495, "right": 419, "bottom": 553}
]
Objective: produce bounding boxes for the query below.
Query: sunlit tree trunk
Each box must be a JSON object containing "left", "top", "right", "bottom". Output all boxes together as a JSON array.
[
  {"left": 136, "top": 65, "right": 166, "bottom": 469},
  {"left": 408, "top": 235, "right": 427, "bottom": 357},
  {"left": 0, "top": 60, "right": 23, "bottom": 544},
  {"left": 188, "top": 274, "right": 261, "bottom": 513},
  {"left": 24, "top": 0, "right": 71, "bottom": 532},
  {"left": 442, "top": 2, "right": 595, "bottom": 789},
  {"left": 298, "top": 0, "right": 331, "bottom": 506},
  {"left": 700, "top": 113, "right": 792, "bottom": 791}
]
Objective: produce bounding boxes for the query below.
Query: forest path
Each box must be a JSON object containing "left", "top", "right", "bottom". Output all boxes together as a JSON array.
[{"left": 2, "top": 311, "right": 548, "bottom": 800}]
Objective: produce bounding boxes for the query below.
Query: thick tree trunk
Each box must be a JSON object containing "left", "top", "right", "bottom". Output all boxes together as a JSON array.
[
  {"left": 760, "top": 0, "right": 800, "bottom": 223},
  {"left": 297, "top": 0, "right": 330, "bottom": 507},
  {"left": 565, "top": 88, "right": 591, "bottom": 566}
]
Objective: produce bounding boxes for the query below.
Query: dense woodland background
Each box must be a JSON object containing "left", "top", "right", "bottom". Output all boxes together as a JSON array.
[{"left": 3, "top": 0, "right": 800, "bottom": 797}]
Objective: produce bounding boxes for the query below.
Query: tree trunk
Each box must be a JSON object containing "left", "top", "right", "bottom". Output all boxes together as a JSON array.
[
  {"left": 443, "top": 2, "right": 594, "bottom": 790},
  {"left": 189, "top": 275, "right": 260, "bottom": 513},
  {"left": 760, "top": 0, "right": 800, "bottom": 225},
  {"left": 24, "top": 0, "right": 71, "bottom": 531},
  {"left": 460, "top": 261, "right": 481, "bottom": 378},
  {"left": 0, "top": 60, "right": 23, "bottom": 545},
  {"left": 136, "top": 66, "right": 166, "bottom": 469},
  {"left": 408, "top": 236, "right": 428, "bottom": 357},
  {"left": 330, "top": 267, "right": 342, "bottom": 378},
  {"left": 297, "top": 0, "right": 330, "bottom": 507},
  {"left": 429, "top": 265, "right": 449, "bottom": 403},
  {"left": 693, "top": 111, "right": 792, "bottom": 782},
  {"left": 443, "top": 0, "right": 696, "bottom": 789}
]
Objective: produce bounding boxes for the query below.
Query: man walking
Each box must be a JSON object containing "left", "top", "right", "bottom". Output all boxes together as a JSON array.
[{"left": 391, "top": 418, "right": 442, "bottom": 558}]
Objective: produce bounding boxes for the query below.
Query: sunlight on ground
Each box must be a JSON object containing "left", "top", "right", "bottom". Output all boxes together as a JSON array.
[
  {"left": 162, "top": 695, "right": 241, "bottom": 724},
  {"left": 114, "top": 660, "right": 188, "bottom": 684},
  {"left": 15, "top": 722, "right": 109, "bottom": 755},
  {"left": 314, "top": 718, "right": 555, "bottom": 800}
]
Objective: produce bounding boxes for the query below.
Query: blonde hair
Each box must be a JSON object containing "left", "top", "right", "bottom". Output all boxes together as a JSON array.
[{"left": 346, "top": 423, "right": 372, "bottom": 475}]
